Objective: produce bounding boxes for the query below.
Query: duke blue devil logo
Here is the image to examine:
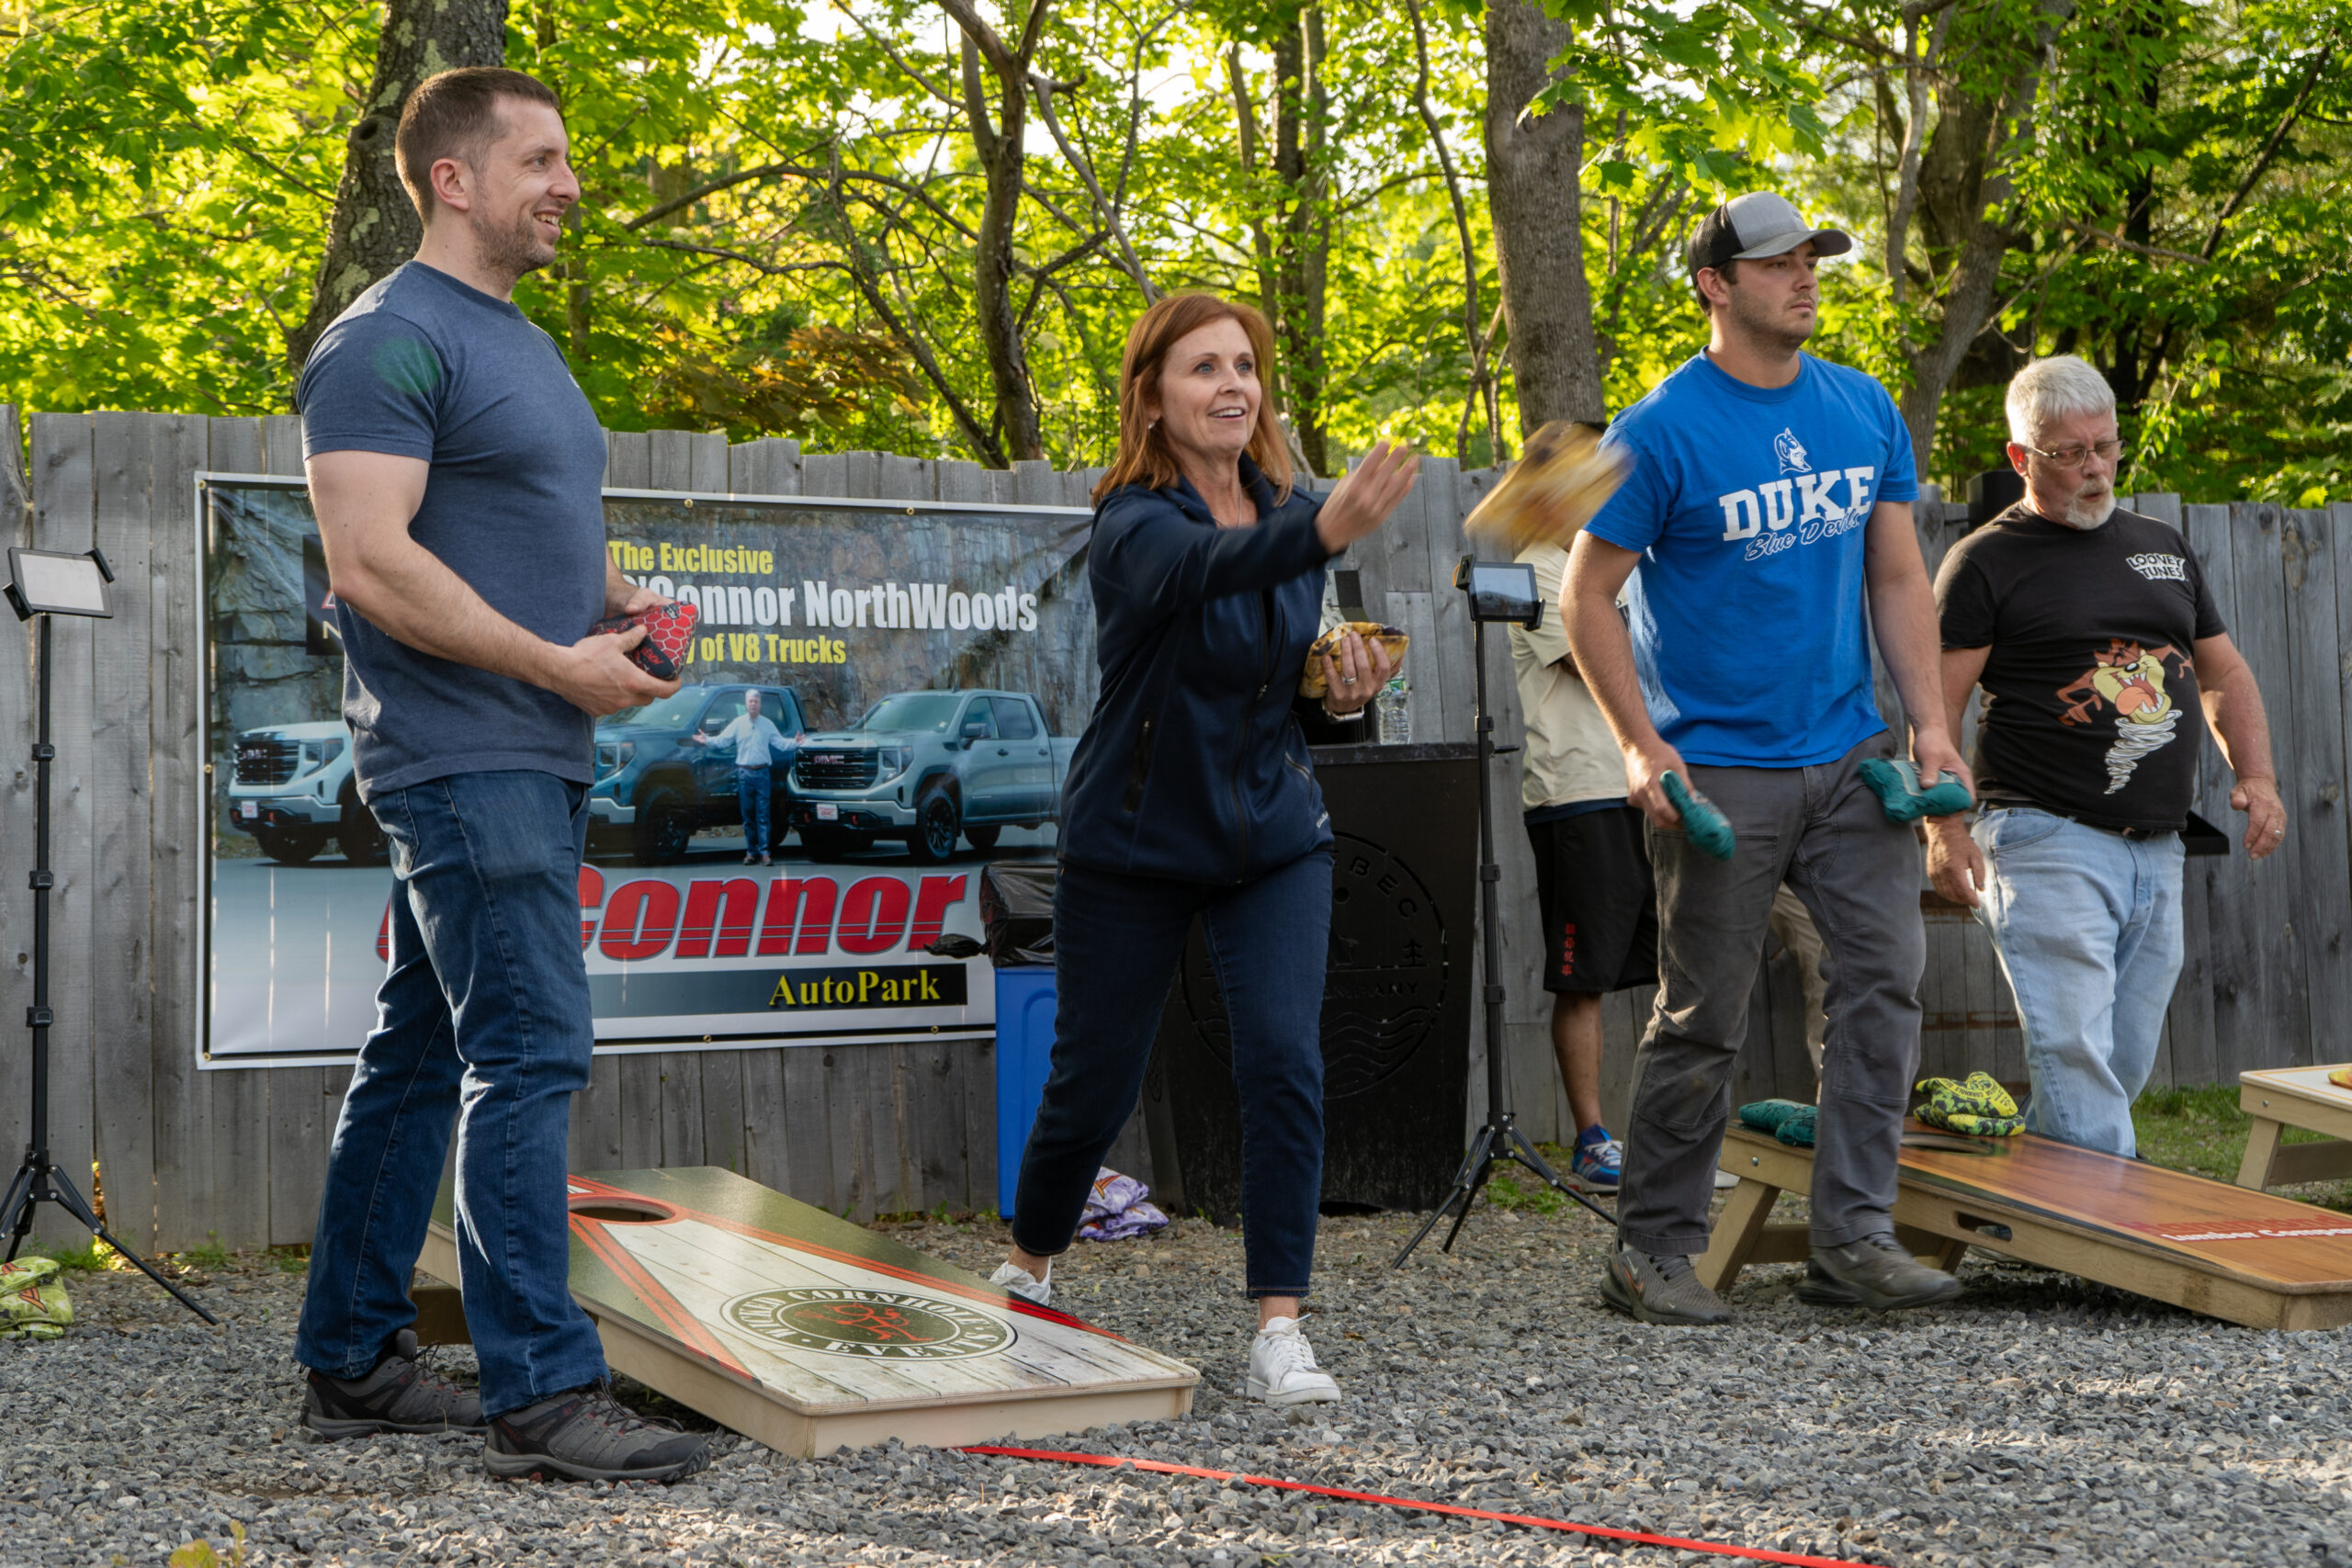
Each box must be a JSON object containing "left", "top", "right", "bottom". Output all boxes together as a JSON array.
[{"left": 1773, "top": 428, "right": 1812, "bottom": 475}]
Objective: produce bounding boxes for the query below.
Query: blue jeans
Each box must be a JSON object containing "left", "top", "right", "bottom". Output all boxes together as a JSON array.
[
  {"left": 1973, "top": 807, "right": 2186, "bottom": 1157},
  {"left": 296, "top": 771, "right": 606, "bottom": 1416},
  {"left": 1012, "top": 852, "right": 1333, "bottom": 1297},
  {"left": 737, "top": 765, "right": 772, "bottom": 855}
]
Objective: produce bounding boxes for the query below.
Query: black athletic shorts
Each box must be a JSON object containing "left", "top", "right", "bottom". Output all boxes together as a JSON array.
[{"left": 1525, "top": 805, "right": 1659, "bottom": 995}]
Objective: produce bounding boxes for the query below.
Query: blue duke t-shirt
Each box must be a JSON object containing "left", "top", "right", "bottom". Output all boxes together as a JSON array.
[
  {"left": 297, "top": 262, "right": 610, "bottom": 800},
  {"left": 1583, "top": 351, "right": 1918, "bottom": 767}
]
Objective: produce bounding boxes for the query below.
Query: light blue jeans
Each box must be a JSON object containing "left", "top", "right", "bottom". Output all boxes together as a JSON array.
[{"left": 1973, "top": 807, "right": 2186, "bottom": 1157}]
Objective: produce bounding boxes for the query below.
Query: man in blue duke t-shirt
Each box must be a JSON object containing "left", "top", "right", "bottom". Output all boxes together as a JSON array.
[
  {"left": 1565, "top": 193, "right": 1974, "bottom": 1325},
  {"left": 289, "top": 67, "right": 710, "bottom": 1484}
]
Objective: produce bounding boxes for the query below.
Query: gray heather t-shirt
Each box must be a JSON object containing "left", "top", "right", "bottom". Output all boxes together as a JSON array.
[{"left": 296, "top": 262, "right": 608, "bottom": 801}]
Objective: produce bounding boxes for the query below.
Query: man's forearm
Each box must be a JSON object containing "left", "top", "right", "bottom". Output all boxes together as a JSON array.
[
  {"left": 2205, "top": 666, "right": 2278, "bottom": 784},
  {"left": 1564, "top": 591, "right": 1658, "bottom": 755},
  {"left": 337, "top": 536, "right": 563, "bottom": 692},
  {"left": 1868, "top": 569, "right": 1952, "bottom": 746}
]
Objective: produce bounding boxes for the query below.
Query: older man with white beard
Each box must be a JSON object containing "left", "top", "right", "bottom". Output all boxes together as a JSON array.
[{"left": 1928, "top": 355, "right": 2284, "bottom": 1156}]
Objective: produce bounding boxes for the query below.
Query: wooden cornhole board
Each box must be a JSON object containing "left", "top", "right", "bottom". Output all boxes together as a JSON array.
[
  {"left": 1702, "top": 1122, "right": 2352, "bottom": 1330},
  {"left": 2235, "top": 1065, "right": 2352, "bottom": 1190},
  {"left": 416, "top": 1167, "right": 1196, "bottom": 1457}
]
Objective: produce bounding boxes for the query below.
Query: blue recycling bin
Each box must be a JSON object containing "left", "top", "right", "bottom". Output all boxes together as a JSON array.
[{"left": 993, "top": 966, "right": 1057, "bottom": 1221}]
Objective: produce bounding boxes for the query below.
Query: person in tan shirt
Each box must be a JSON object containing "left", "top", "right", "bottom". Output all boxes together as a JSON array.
[{"left": 1510, "top": 541, "right": 1657, "bottom": 1191}]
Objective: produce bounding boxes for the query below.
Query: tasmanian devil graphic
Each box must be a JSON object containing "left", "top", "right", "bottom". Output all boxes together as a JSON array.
[{"left": 2055, "top": 639, "right": 2193, "bottom": 795}]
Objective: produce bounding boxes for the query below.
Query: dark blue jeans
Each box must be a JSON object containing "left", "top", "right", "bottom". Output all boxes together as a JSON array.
[
  {"left": 737, "top": 765, "right": 772, "bottom": 855},
  {"left": 1012, "top": 851, "right": 1333, "bottom": 1297},
  {"left": 295, "top": 771, "right": 606, "bottom": 1416}
]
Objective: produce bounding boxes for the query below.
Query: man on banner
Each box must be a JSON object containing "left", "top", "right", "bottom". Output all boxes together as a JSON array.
[
  {"left": 1564, "top": 192, "right": 1969, "bottom": 1324},
  {"left": 292, "top": 66, "right": 712, "bottom": 1483},
  {"left": 691, "top": 688, "right": 791, "bottom": 863}
]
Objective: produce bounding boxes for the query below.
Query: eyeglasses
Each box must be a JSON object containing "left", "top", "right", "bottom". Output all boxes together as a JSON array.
[{"left": 2018, "top": 438, "right": 2125, "bottom": 469}]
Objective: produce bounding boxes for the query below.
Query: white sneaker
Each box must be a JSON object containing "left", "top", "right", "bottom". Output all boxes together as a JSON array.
[
  {"left": 1713, "top": 1168, "right": 1742, "bottom": 1190},
  {"left": 1246, "top": 1316, "right": 1340, "bottom": 1405},
  {"left": 989, "top": 1260, "right": 1051, "bottom": 1305}
]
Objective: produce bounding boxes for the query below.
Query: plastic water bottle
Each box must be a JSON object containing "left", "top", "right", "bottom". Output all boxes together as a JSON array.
[{"left": 1375, "top": 677, "right": 1410, "bottom": 744}]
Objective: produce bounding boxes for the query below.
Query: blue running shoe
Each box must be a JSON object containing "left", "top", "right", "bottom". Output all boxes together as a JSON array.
[{"left": 1571, "top": 1124, "right": 1623, "bottom": 1191}]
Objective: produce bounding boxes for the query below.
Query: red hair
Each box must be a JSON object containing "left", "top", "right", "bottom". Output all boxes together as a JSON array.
[{"left": 1091, "top": 293, "right": 1295, "bottom": 504}]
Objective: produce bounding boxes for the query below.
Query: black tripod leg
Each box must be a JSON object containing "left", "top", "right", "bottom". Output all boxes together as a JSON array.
[
  {"left": 1438, "top": 1147, "right": 1494, "bottom": 1254},
  {"left": 91, "top": 1224, "right": 219, "bottom": 1325},
  {"left": 1391, "top": 1123, "right": 1498, "bottom": 1269},
  {"left": 1501, "top": 1122, "right": 1617, "bottom": 1227},
  {"left": 0, "top": 1163, "right": 35, "bottom": 1262},
  {"left": 40, "top": 1166, "right": 220, "bottom": 1325}
]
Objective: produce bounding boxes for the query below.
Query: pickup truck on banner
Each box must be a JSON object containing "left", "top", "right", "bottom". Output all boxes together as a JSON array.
[
  {"left": 223, "top": 719, "right": 387, "bottom": 866},
  {"left": 788, "top": 689, "right": 1076, "bottom": 863}
]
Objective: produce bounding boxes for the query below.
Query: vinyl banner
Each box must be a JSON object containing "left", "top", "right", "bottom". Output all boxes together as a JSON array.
[{"left": 201, "top": 475, "right": 1096, "bottom": 1067}]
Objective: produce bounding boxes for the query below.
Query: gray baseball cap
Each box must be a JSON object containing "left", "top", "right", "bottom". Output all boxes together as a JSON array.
[{"left": 1687, "top": 192, "right": 1853, "bottom": 275}]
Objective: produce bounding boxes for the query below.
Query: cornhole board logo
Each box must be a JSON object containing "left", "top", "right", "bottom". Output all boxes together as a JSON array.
[
  {"left": 2125, "top": 1220, "right": 2352, "bottom": 1242},
  {"left": 725, "top": 1287, "right": 1013, "bottom": 1359}
]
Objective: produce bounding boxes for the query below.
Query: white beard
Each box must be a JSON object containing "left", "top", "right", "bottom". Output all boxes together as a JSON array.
[{"left": 2063, "top": 491, "right": 2117, "bottom": 529}]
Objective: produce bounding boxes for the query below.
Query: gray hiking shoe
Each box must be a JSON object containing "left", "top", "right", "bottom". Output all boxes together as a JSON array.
[
  {"left": 1598, "top": 1246, "right": 1731, "bottom": 1325},
  {"left": 1804, "top": 1233, "right": 1963, "bottom": 1311},
  {"left": 485, "top": 1382, "right": 712, "bottom": 1483},
  {"left": 303, "top": 1327, "right": 485, "bottom": 1438}
]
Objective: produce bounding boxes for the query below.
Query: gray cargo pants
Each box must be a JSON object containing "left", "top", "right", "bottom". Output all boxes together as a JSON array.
[{"left": 1617, "top": 731, "right": 1925, "bottom": 1257}]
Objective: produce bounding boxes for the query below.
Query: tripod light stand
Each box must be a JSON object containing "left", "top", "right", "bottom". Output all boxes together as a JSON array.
[
  {"left": 1394, "top": 557, "right": 1614, "bottom": 1268},
  {"left": 1, "top": 546, "right": 216, "bottom": 1324}
]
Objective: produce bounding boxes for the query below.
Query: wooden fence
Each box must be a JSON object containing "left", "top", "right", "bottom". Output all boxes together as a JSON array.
[{"left": 0, "top": 404, "right": 2344, "bottom": 1253}]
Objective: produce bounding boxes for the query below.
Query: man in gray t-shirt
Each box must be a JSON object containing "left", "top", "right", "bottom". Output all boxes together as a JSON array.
[{"left": 289, "top": 66, "right": 709, "bottom": 1485}]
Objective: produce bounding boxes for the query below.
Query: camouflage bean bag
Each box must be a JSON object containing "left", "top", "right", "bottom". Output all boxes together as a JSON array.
[
  {"left": 0, "top": 1256, "right": 72, "bottom": 1341},
  {"left": 1915, "top": 1072, "right": 2024, "bottom": 1137}
]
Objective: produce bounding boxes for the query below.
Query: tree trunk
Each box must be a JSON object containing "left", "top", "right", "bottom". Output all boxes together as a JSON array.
[
  {"left": 944, "top": 1, "right": 1051, "bottom": 465},
  {"left": 286, "top": 0, "right": 510, "bottom": 374},
  {"left": 1892, "top": 0, "right": 2073, "bottom": 477},
  {"left": 1272, "top": 10, "right": 1329, "bottom": 476},
  {"left": 1483, "top": 0, "right": 1603, "bottom": 432}
]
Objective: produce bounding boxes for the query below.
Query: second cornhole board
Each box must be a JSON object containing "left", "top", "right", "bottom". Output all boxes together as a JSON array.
[
  {"left": 1703, "top": 1123, "right": 2352, "bottom": 1329},
  {"left": 419, "top": 1166, "right": 1196, "bottom": 1456},
  {"left": 2236, "top": 1065, "right": 2352, "bottom": 1190}
]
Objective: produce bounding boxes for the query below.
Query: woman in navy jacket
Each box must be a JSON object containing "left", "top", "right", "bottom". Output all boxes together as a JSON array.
[{"left": 990, "top": 292, "right": 1419, "bottom": 1405}]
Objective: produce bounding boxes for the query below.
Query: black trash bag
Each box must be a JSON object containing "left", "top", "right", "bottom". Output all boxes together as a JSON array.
[
  {"left": 978, "top": 861, "right": 1057, "bottom": 966},
  {"left": 923, "top": 932, "right": 984, "bottom": 959}
]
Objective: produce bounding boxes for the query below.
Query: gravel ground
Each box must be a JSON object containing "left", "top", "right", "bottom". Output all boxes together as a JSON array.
[{"left": 5, "top": 1201, "right": 2350, "bottom": 1568}]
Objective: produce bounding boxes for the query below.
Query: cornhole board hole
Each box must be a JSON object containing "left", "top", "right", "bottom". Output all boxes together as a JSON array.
[
  {"left": 2235, "top": 1066, "right": 2352, "bottom": 1190},
  {"left": 417, "top": 1167, "right": 1197, "bottom": 1457},
  {"left": 1702, "top": 1122, "right": 2352, "bottom": 1330}
]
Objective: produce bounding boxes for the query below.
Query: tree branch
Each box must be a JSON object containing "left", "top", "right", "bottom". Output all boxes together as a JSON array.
[
  {"left": 2199, "top": 44, "right": 2334, "bottom": 259},
  {"left": 1403, "top": 0, "right": 1500, "bottom": 460},
  {"left": 1027, "top": 73, "right": 1157, "bottom": 301}
]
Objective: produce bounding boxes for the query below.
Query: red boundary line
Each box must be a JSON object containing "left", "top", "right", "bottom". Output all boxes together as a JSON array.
[
  {"left": 568, "top": 1175, "right": 1111, "bottom": 1338},
  {"left": 961, "top": 1446, "right": 1860, "bottom": 1567},
  {"left": 569, "top": 1214, "right": 753, "bottom": 1379}
]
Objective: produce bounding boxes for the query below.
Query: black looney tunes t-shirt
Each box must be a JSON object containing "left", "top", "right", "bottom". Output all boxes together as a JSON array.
[{"left": 1934, "top": 502, "right": 2227, "bottom": 833}]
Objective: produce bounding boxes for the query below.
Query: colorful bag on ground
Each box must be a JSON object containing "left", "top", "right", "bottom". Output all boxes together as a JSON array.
[
  {"left": 1916, "top": 1071, "right": 2025, "bottom": 1136},
  {"left": 1737, "top": 1100, "right": 1817, "bottom": 1147},
  {"left": 1078, "top": 1168, "right": 1169, "bottom": 1242},
  {"left": 0, "top": 1256, "right": 73, "bottom": 1340}
]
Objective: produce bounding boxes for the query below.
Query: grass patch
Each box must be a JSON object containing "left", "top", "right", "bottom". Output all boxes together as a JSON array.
[
  {"left": 173, "top": 1237, "right": 231, "bottom": 1272},
  {"left": 268, "top": 1244, "right": 311, "bottom": 1275},
  {"left": 2132, "top": 1083, "right": 2348, "bottom": 1210},
  {"left": 32, "top": 1238, "right": 118, "bottom": 1272}
]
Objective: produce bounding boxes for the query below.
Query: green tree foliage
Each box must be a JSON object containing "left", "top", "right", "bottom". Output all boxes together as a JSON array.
[{"left": 0, "top": 0, "right": 2344, "bottom": 498}]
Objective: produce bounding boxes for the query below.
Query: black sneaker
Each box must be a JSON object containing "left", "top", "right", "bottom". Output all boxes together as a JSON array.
[
  {"left": 1804, "top": 1233, "right": 1964, "bottom": 1311},
  {"left": 485, "top": 1381, "right": 712, "bottom": 1483},
  {"left": 303, "top": 1328, "right": 486, "bottom": 1438}
]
